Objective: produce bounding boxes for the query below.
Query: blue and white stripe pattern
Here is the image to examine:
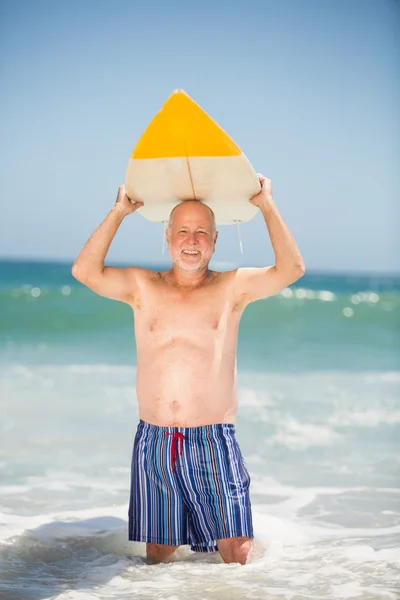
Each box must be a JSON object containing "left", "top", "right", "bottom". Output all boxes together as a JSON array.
[{"left": 128, "top": 419, "right": 253, "bottom": 553}]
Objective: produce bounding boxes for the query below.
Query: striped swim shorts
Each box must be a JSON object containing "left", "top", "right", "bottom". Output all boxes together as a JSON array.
[{"left": 128, "top": 419, "right": 253, "bottom": 553}]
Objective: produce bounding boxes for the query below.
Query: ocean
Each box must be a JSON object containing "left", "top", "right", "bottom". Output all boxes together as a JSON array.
[{"left": 0, "top": 259, "right": 399, "bottom": 600}]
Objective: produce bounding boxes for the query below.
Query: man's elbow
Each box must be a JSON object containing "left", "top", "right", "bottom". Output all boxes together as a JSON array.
[
  {"left": 291, "top": 260, "right": 306, "bottom": 282},
  {"left": 282, "top": 260, "right": 305, "bottom": 286},
  {"left": 71, "top": 263, "right": 90, "bottom": 284},
  {"left": 71, "top": 263, "right": 81, "bottom": 280},
  {"left": 71, "top": 264, "right": 105, "bottom": 291}
]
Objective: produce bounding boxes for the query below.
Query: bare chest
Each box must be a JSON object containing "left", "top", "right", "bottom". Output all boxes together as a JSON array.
[{"left": 134, "top": 276, "right": 239, "bottom": 337}]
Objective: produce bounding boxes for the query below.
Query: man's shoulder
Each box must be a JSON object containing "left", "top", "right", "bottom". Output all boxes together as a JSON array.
[
  {"left": 124, "top": 266, "right": 160, "bottom": 280},
  {"left": 218, "top": 268, "right": 239, "bottom": 282},
  {"left": 208, "top": 269, "right": 240, "bottom": 294}
]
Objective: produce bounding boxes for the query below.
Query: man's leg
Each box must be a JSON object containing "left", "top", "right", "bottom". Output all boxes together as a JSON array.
[
  {"left": 146, "top": 542, "right": 179, "bottom": 563},
  {"left": 176, "top": 424, "right": 254, "bottom": 560},
  {"left": 217, "top": 536, "right": 254, "bottom": 565},
  {"left": 129, "top": 422, "right": 188, "bottom": 558}
]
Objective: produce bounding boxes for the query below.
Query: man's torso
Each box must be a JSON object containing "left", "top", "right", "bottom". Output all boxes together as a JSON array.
[{"left": 129, "top": 268, "right": 246, "bottom": 427}]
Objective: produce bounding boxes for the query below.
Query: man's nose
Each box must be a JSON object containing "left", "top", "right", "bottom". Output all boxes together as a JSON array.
[{"left": 186, "top": 232, "right": 198, "bottom": 244}]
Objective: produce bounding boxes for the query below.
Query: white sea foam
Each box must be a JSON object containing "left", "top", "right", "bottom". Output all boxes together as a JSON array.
[
  {"left": 1, "top": 366, "right": 399, "bottom": 598},
  {"left": 279, "top": 287, "right": 338, "bottom": 302},
  {"left": 364, "top": 372, "right": 400, "bottom": 383},
  {"left": 239, "top": 387, "right": 275, "bottom": 408},
  {"left": 2, "top": 500, "right": 399, "bottom": 600},
  {"left": 268, "top": 418, "right": 342, "bottom": 450},
  {"left": 329, "top": 408, "right": 400, "bottom": 427}
]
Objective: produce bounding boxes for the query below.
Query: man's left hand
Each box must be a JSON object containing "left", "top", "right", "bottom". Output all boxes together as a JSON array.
[{"left": 249, "top": 174, "right": 273, "bottom": 210}]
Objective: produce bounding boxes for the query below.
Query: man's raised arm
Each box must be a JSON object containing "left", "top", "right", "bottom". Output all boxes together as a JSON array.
[
  {"left": 71, "top": 185, "right": 144, "bottom": 303},
  {"left": 235, "top": 175, "right": 305, "bottom": 305}
]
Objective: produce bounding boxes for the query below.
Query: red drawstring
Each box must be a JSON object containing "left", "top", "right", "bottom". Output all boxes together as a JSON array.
[{"left": 166, "top": 432, "right": 186, "bottom": 473}]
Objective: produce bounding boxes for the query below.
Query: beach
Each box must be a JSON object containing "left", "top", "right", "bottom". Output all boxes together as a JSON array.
[{"left": 1, "top": 259, "right": 399, "bottom": 599}]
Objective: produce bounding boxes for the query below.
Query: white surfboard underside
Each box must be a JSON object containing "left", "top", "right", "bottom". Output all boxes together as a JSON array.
[{"left": 125, "top": 155, "right": 261, "bottom": 225}]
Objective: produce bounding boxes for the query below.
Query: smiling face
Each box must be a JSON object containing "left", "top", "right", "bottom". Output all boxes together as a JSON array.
[{"left": 167, "top": 201, "right": 218, "bottom": 272}]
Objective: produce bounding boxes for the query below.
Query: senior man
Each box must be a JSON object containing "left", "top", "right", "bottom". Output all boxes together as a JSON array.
[{"left": 72, "top": 175, "right": 305, "bottom": 564}]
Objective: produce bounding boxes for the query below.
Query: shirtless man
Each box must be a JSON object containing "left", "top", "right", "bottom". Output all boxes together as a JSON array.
[{"left": 72, "top": 175, "right": 305, "bottom": 565}]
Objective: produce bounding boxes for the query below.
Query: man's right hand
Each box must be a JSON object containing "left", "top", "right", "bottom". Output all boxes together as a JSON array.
[
  {"left": 115, "top": 184, "right": 144, "bottom": 217},
  {"left": 72, "top": 183, "right": 145, "bottom": 299}
]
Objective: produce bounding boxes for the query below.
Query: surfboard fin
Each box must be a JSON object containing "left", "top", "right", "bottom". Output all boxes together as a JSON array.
[
  {"left": 234, "top": 220, "right": 243, "bottom": 254},
  {"left": 162, "top": 221, "right": 167, "bottom": 254}
]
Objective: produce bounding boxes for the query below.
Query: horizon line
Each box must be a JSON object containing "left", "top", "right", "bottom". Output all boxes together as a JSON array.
[{"left": 0, "top": 256, "right": 399, "bottom": 278}]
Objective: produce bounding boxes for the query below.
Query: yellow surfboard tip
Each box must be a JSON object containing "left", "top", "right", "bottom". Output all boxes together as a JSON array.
[{"left": 131, "top": 89, "right": 242, "bottom": 159}]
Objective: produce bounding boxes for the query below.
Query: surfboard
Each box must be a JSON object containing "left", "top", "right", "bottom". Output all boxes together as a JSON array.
[{"left": 124, "top": 89, "right": 261, "bottom": 227}]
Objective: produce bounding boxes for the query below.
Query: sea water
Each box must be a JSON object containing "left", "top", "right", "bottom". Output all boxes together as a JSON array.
[{"left": 0, "top": 259, "right": 399, "bottom": 600}]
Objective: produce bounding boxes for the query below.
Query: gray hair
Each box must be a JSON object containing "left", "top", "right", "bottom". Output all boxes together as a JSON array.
[{"left": 168, "top": 200, "right": 216, "bottom": 232}]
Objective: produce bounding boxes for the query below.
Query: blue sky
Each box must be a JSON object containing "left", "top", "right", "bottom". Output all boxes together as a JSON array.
[{"left": 0, "top": 0, "right": 398, "bottom": 273}]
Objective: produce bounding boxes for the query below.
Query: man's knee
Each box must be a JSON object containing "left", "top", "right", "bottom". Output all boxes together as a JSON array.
[
  {"left": 146, "top": 542, "right": 179, "bottom": 563},
  {"left": 217, "top": 536, "right": 254, "bottom": 565}
]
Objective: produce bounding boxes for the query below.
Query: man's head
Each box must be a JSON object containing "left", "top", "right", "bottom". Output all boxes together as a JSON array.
[{"left": 166, "top": 200, "right": 218, "bottom": 272}]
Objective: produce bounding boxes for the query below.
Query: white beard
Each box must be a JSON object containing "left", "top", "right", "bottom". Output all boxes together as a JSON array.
[{"left": 173, "top": 253, "right": 208, "bottom": 271}]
